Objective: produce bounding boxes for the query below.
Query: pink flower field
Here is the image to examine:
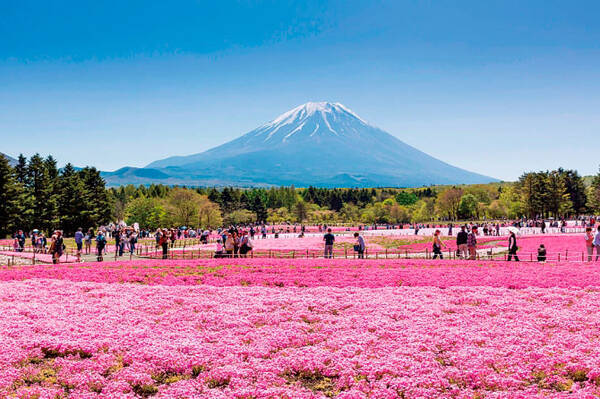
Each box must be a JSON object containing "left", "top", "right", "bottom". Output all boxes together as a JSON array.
[{"left": 3, "top": 257, "right": 600, "bottom": 398}]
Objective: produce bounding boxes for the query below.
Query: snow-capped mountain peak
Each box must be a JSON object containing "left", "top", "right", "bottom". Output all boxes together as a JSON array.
[{"left": 254, "top": 101, "right": 369, "bottom": 143}]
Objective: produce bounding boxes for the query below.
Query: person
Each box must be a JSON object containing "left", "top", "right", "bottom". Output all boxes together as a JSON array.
[
  {"left": 594, "top": 226, "right": 600, "bottom": 262},
  {"left": 15, "top": 230, "right": 25, "bottom": 252},
  {"left": 114, "top": 228, "right": 121, "bottom": 255},
  {"left": 353, "top": 232, "right": 365, "bottom": 259},
  {"left": 38, "top": 233, "right": 47, "bottom": 253},
  {"left": 50, "top": 231, "right": 64, "bottom": 264},
  {"left": 541, "top": 220, "right": 546, "bottom": 234},
  {"left": 239, "top": 231, "right": 252, "bottom": 258},
  {"left": 31, "top": 232, "right": 38, "bottom": 253},
  {"left": 467, "top": 226, "right": 478, "bottom": 260},
  {"left": 85, "top": 229, "right": 94, "bottom": 254},
  {"left": 232, "top": 232, "right": 240, "bottom": 258},
  {"left": 224, "top": 232, "right": 234, "bottom": 257},
  {"left": 129, "top": 231, "right": 137, "bottom": 255},
  {"left": 170, "top": 229, "right": 177, "bottom": 248},
  {"left": 159, "top": 229, "right": 169, "bottom": 259},
  {"left": 537, "top": 244, "right": 547, "bottom": 262},
  {"left": 155, "top": 229, "right": 162, "bottom": 248},
  {"left": 456, "top": 226, "right": 468, "bottom": 259},
  {"left": 448, "top": 223, "right": 453, "bottom": 236},
  {"left": 585, "top": 227, "right": 595, "bottom": 262},
  {"left": 432, "top": 230, "right": 446, "bottom": 259},
  {"left": 118, "top": 230, "right": 127, "bottom": 257},
  {"left": 323, "top": 228, "right": 335, "bottom": 258},
  {"left": 507, "top": 231, "right": 519, "bottom": 261},
  {"left": 74, "top": 227, "right": 84, "bottom": 256},
  {"left": 96, "top": 230, "right": 107, "bottom": 262},
  {"left": 214, "top": 239, "right": 224, "bottom": 258}
]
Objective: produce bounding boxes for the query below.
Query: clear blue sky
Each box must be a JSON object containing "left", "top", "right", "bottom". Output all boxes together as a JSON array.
[{"left": 1, "top": 0, "right": 599, "bottom": 180}]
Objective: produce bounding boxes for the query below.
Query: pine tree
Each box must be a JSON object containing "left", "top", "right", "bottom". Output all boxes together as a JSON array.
[
  {"left": 15, "top": 154, "right": 29, "bottom": 185},
  {"left": 0, "top": 155, "right": 19, "bottom": 236},
  {"left": 79, "top": 167, "right": 111, "bottom": 229},
  {"left": 56, "top": 164, "right": 86, "bottom": 235},
  {"left": 588, "top": 167, "right": 600, "bottom": 213},
  {"left": 557, "top": 168, "right": 587, "bottom": 215},
  {"left": 28, "top": 154, "right": 54, "bottom": 232}
]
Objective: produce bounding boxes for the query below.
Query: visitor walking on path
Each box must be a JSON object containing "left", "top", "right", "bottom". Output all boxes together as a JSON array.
[
  {"left": 324, "top": 228, "right": 335, "bottom": 258},
  {"left": 507, "top": 231, "right": 519, "bottom": 261},
  {"left": 353, "top": 232, "right": 365, "bottom": 259},
  {"left": 467, "top": 226, "right": 478, "bottom": 260},
  {"left": 585, "top": 227, "right": 594, "bottom": 262},
  {"left": 96, "top": 231, "right": 107, "bottom": 262},
  {"left": 456, "top": 226, "right": 468, "bottom": 259},
  {"left": 50, "top": 231, "right": 63, "bottom": 264},
  {"left": 74, "top": 228, "right": 84, "bottom": 256},
  {"left": 432, "top": 230, "right": 447, "bottom": 259}
]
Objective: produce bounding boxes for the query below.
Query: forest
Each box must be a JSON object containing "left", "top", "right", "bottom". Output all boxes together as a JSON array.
[{"left": 1, "top": 153, "right": 599, "bottom": 236}]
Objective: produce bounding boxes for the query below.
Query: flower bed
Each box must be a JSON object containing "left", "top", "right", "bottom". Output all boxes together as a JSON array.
[
  {"left": 2, "top": 258, "right": 600, "bottom": 288},
  {"left": 2, "top": 279, "right": 600, "bottom": 398},
  {"left": 3, "top": 254, "right": 600, "bottom": 397}
]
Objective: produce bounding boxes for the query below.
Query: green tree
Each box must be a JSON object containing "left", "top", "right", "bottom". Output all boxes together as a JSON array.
[
  {"left": 293, "top": 199, "right": 309, "bottom": 222},
  {"left": 125, "top": 196, "right": 165, "bottom": 231},
  {"left": 395, "top": 191, "right": 418, "bottom": 206},
  {"left": 164, "top": 188, "right": 202, "bottom": 227},
  {"left": 56, "top": 163, "right": 86, "bottom": 235},
  {"left": 197, "top": 196, "right": 222, "bottom": 228},
  {"left": 558, "top": 168, "right": 587, "bottom": 215},
  {"left": 0, "top": 155, "right": 20, "bottom": 236},
  {"left": 28, "top": 154, "right": 54, "bottom": 231},
  {"left": 224, "top": 209, "right": 255, "bottom": 225},
  {"left": 587, "top": 167, "right": 600, "bottom": 212},
  {"left": 545, "top": 170, "right": 570, "bottom": 217},
  {"left": 436, "top": 188, "right": 463, "bottom": 220},
  {"left": 458, "top": 194, "right": 478, "bottom": 220},
  {"left": 80, "top": 167, "right": 111, "bottom": 229}
]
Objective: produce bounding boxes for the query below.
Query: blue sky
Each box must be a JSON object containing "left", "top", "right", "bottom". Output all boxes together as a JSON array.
[{"left": 1, "top": 0, "right": 599, "bottom": 180}]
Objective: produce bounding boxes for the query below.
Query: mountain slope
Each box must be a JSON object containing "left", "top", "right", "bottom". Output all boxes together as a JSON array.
[
  {"left": 140, "top": 102, "right": 495, "bottom": 187},
  {"left": 0, "top": 152, "right": 17, "bottom": 167}
]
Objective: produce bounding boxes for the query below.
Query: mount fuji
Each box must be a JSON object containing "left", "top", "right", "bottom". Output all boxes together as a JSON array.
[{"left": 105, "top": 102, "right": 495, "bottom": 187}]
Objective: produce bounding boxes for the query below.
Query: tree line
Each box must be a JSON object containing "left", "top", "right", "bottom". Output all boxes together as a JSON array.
[
  {"left": 1, "top": 153, "right": 598, "bottom": 236},
  {"left": 111, "top": 167, "right": 598, "bottom": 230},
  {"left": 0, "top": 154, "right": 110, "bottom": 237}
]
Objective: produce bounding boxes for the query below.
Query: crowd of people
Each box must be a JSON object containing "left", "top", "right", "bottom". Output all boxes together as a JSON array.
[{"left": 6, "top": 217, "right": 600, "bottom": 263}]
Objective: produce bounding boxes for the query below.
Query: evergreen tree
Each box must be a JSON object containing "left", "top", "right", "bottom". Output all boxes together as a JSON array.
[
  {"left": 0, "top": 155, "right": 19, "bottom": 236},
  {"left": 588, "top": 167, "right": 600, "bottom": 213},
  {"left": 557, "top": 168, "right": 587, "bottom": 215},
  {"left": 28, "top": 154, "right": 54, "bottom": 231},
  {"left": 79, "top": 167, "right": 111, "bottom": 228},
  {"left": 56, "top": 163, "right": 86, "bottom": 235},
  {"left": 15, "top": 154, "right": 29, "bottom": 185}
]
